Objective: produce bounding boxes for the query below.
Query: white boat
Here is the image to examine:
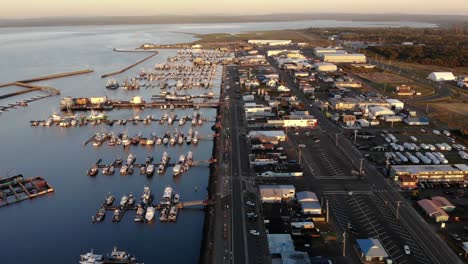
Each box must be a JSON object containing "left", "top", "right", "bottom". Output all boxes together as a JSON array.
[
  {"left": 156, "top": 137, "right": 162, "bottom": 145},
  {"left": 163, "top": 137, "right": 169, "bottom": 145},
  {"left": 145, "top": 207, "right": 155, "bottom": 221},
  {"left": 120, "top": 194, "right": 128, "bottom": 206},
  {"left": 159, "top": 207, "right": 168, "bottom": 221},
  {"left": 162, "top": 186, "right": 173, "bottom": 204},
  {"left": 126, "top": 154, "right": 135, "bottom": 165},
  {"left": 168, "top": 206, "right": 178, "bottom": 221},
  {"left": 88, "top": 110, "right": 108, "bottom": 121},
  {"left": 146, "top": 164, "right": 155, "bottom": 176},
  {"left": 120, "top": 165, "right": 128, "bottom": 175},
  {"left": 173, "top": 193, "right": 180, "bottom": 204},
  {"left": 172, "top": 164, "right": 182, "bottom": 176},
  {"left": 80, "top": 250, "right": 104, "bottom": 264}
]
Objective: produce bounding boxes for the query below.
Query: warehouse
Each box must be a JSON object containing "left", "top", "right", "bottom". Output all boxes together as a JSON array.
[
  {"left": 297, "top": 191, "right": 322, "bottom": 215},
  {"left": 356, "top": 238, "right": 389, "bottom": 263},
  {"left": 259, "top": 185, "right": 296, "bottom": 203},
  {"left": 390, "top": 164, "right": 468, "bottom": 183},
  {"left": 255, "top": 164, "right": 303, "bottom": 177},
  {"left": 268, "top": 234, "right": 311, "bottom": 264},
  {"left": 386, "top": 99, "right": 405, "bottom": 110},
  {"left": 248, "top": 39, "right": 292, "bottom": 46},
  {"left": 334, "top": 81, "right": 362, "bottom": 89},
  {"left": 313, "top": 47, "right": 347, "bottom": 57},
  {"left": 314, "top": 62, "right": 338, "bottom": 72},
  {"left": 368, "top": 106, "right": 395, "bottom": 118},
  {"left": 249, "top": 130, "right": 287, "bottom": 141},
  {"left": 427, "top": 72, "right": 456, "bottom": 81},
  {"left": 323, "top": 53, "right": 366, "bottom": 63},
  {"left": 431, "top": 196, "right": 456, "bottom": 212},
  {"left": 417, "top": 199, "right": 449, "bottom": 222}
]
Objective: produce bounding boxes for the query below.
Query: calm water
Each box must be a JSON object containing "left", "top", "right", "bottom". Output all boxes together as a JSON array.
[{"left": 0, "top": 20, "right": 436, "bottom": 264}]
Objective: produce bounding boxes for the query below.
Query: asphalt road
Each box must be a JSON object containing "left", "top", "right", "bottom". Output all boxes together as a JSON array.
[{"left": 269, "top": 57, "right": 463, "bottom": 264}]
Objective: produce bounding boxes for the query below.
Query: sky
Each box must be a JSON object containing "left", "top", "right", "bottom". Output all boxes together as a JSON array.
[{"left": 1, "top": 0, "right": 467, "bottom": 19}]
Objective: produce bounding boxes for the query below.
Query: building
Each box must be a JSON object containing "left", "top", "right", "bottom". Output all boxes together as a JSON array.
[
  {"left": 417, "top": 199, "right": 450, "bottom": 222},
  {"left": 249, "top": 131, "right": 287, "bottom": 142},
  {"left": 431, "top": 196, "right": 456, "bottom": 212},
  {"left": 390, "top": 164, "right": 468, "bottom": 183},
  {"left": 457, "top": 76, "right": 468, "bottom": 88},
  {"left": 244, "top": 103, "right": 272, "bottom": 113},
  {"left": 334, "top": 81, "right": 362, "bottom": 89},
  {"left": 427, "top": 72, "right": 456, "bottom": 82},
  {"left": 386, "top": 99, "right": 404, "bottom": 110},
  {"left": 297, "top": 191, "right": 322, "bottom": 215},
  {"left": 259, "top": 185, "right": 296, "bottom": 203},
  {"left": 368, "top": 106, "right": 395, "bottom": 118},
  {"left": 266, "top": 116, "right": 318, "bottom": 128},
  {"left": 248, "top": 39, "right": 292, "bottom": 46},
  {"left": 255, "top": 164, "right": 303, "bottom": 177},
  {"left": 323, "top": 53, "right": 366, "bottom": 63},
  {"left": 356, "top": 238, "right": 389, "bottom": 263},
  {"left": 314, "top": 62, "right": 338, "bottom": 72},
  {"left": 267, "top": 50, "right": 300, "bottom": 57},
  {"left": 404, "top": 117, "right": 430, "bottom": 126},
  {"left": 313, "top": 47, "right": 346, "bottom": 57},
  {"left": 268, "top": 234, "right": 311, "bottom": 264}
]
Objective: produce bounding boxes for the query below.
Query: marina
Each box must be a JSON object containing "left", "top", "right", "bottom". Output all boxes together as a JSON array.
[
  {"left": 101, "top": 51, "right": 159, "bottom": 78},
  {"left": 80, "top": 247, "right": 143, "bottom": 264},
  {"left": 0, "top": 175, "right": 54, "bottom": 207},
  {"left": 92, "top": 186, "right": 213, "bottom": 224}
]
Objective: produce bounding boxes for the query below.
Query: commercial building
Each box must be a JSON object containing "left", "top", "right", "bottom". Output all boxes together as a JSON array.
[
  {"left": 267, "top": 50, "right": 301, "bottom": 57},
  {"left": 417, "top": 199, "right": 450, "bottom": 222},
  {"left": 248, "top": 39, "right": 292, "bottom": 46},
  {"left": 356, "top": 238, "right": 389, "bottom": 263},
  {"left": 266, "top": 116, "right": 318, "bottom": 128},
  {"left": 249, "top": 130, "right": 287, "bottom": 142},
  {"left": 313, "top": 47, "right": 347, "bottom": 57},
  {"left": 390, "top": 164, "right": 468, "bottom": 183},
  {"left": 404, "top": 117, "right": 430, "bottom": 126},
  {"left": 297, "top": 191, "right": 322, "bottom": 215},
  {"left": 368, "top": 106, "right": 395, "bottom": 118},
  {"left": 386, "top": 99, "right": 404, "bottom": 110},
  {"left": 334, "top": 81, "right": 362, "bottom": 89},
  {"left": 328, "top": 97, "right": 391, "bottom": 111},
  {"left": 427, "top": 72, "right": 456, "bottom": 82},
  {"left": 244, "top": 103, "right": 272, "bottom": 113},
  {"left": 323, "top": 53, "right": 366, "bottom": 63},
  {"left": 268, "top": 234, "right": 311, "bottom": 264},
  {"left": 314, "top": 62, "right": 338, "bottom": 72},
  {"left": 259, "top": 185, "right": 296, "bottom": 203}
]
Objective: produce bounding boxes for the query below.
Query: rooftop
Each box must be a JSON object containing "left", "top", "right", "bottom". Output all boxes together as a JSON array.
[
  {"left": 356, "top": 238, "right": 389, "bottom": 258},
  {"left": 391, "top": 164, "right": 468, "bottom": 174}
]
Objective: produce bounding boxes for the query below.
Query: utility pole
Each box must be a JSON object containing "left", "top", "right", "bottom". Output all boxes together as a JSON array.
[
  {"left": 396, "top": 201, "right": 402, "bottom": 223},
  {"left": 326, "top": 200, "right": 329, "bottom": 223},
  {"left": 359, "top": 158, "right": 364, "bottom": 176},
  {"left": 342, "top": 231, "right": 347, "bottom": 257},
  {"left": 336, "top": 133, "right": 339, "bottom": 146},
  {"left": 354, "top": 130, "right": 357, "bottom": 144}
]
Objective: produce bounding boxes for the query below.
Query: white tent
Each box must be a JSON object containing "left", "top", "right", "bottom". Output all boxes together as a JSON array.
[{"left": 427, "top": 72, "right": 456, "bottom": 81}]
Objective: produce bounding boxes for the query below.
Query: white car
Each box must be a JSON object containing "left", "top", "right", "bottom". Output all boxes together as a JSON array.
[
  {"left": 404, "top": 245, "right": 411, "bottom": 255},
  {"left": 246, "top": 201, "right": 255, "bottom": 206},
  {"left": 249, "top": 230, "right": 260, "bottom": 236},
  {"left": 433, "top": 130, "right": 441, "bottom": 135}
]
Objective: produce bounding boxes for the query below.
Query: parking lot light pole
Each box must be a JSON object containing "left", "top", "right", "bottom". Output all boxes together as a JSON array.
[
  {"left": 326, "top": 199, "right": 329, "bottom": 223},
  {"left": 342, "top": 232, "right": 347, "bottom": 257},
  {"left": 359, "top": 158, "right": 364, "bottom": 176},
  {"left": 396, "top": 201, "right": 402, "bottom": 223}
]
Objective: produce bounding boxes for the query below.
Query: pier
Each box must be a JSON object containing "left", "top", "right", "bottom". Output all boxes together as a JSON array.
[
  {"left": 101, "top": 51, "right": 158, "bottom": 78},
  {"left": 0, "top": 175, "right": 54, "bottom": 207}
]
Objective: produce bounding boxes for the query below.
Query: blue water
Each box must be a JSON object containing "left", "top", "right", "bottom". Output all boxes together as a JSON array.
[{"left": 0, "top": 19, "right": 436, "bottom": 264}]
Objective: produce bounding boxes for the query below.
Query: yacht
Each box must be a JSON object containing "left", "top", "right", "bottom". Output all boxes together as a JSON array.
[
  {"left": 145, "top": 206, "right": 155, "bottom": 221},
  {"left": 172, "top": 164, "right": 182, "bottom": 176},
  {"left": 155, "top": 137, "right": 162, "bottom": 145},
  {"left": 112, "top": 209, "right": 121, "bottom": 222},
  {"left": 126, "top": 154, "right": 136, "bottom": 165},
  {"left": 120, "top": 165, "right": 128, "bottom": 175},
  {"left": 87, "top": 164, "right": 98, "bottom": 176},
  {"left": 109, "top": 247, "right": 138, "bottom": 262},
  {"left": 95, "top": 207, "right": 106, "bottom": 222}
]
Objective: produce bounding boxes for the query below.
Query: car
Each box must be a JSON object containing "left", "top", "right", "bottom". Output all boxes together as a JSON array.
[
  {"left": 433, "top": 130, "right": 441, "bottom": 135},
  {"left": 404, "top": 245, "right": 411, "bottom": 255},
  {"left": 246, "top": 201, "right": 255, "bottom": 206},
  {"left": 420, "top": 129, "right": 427, "bottom": 133},
  {"left": 312, "top": 137, "right": 320, "bottom": 143},
  {"left": 249, "top": 230, "right": 260, "bottom": 236},
  {"left": 294, "top": 132, "right": 299, "bottom": 135},
  {"left": 305, "top": 132, "right": 312, "bottom": 136}
]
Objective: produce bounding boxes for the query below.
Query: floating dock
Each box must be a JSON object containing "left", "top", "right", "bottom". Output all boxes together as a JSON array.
[
  {"left": 101, "top": 51, "right": 158, "bottom": 78},
  {"left": 0, "top": 175, "right": 54, "bottom": 207}
]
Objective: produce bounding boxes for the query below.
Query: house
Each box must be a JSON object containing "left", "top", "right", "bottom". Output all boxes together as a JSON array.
[
  {"left": 259, "top": 185, "right": 296, "bottom": 203},
  {"left": 356, "top": 238, "right": 389, "bottom": 263},
  {"left": 427, "top": 72, "right": 456, "bottom": 82},
  {"left": 277, "top": 85, "right": 290, "bottom": 92}
]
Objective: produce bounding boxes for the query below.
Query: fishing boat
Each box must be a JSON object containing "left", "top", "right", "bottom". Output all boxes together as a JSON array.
[
  {"left": 126, "top": 153, "right": 135, "bottom": 165},
  {"left": 112, "top": 209, "right": 121, "bottom": 222},
  {"left": 87, "top": 164, "right": 98, "bottom": 176},
  {"left": 80, "top": 250, "right": 104, "bottom": 264},
  {"left": 95, "top": 207, "right": 106, "bottom": 222},
  {"left": 105, "top": 79, "right": 119, "bottom": 90},
  {"left": 168, "top": 206, "right": 178, "bottom": 221},
  {"left": 173, "top": 193, "right": 180, "bottom": 204},
  {"left": 88, "top": 110, "right": 108, "bottom": 121},
  {"left": 142, "top": 186, "right": 152, "bottom": 204},
  {"left": 120, "top": 165, "right": 128, "bottom": 175},
  {"left": 155, "top": 137, "right": 162, "bottom": 145},
  {"left": 146, "top": 164, "right": 155, "bottom": 176},
  {"left": 109, "top": 247, "right": 139, "bottom": 263},
  {"left": 162, "top": 186, "right": 173, "bottom": 205},
  {"left": 120, "top": 194, "right": 129, "bottom": 206},
  {"left": 105, "top": 193, "right": 115, "bottom": 206},
  {"left": 159, "top": 207, "right": 168, "bottom": 222},
  {"left": 134, "top": 203, "right": 146, "bottom": 222},
  {"left": 128, "top": 193, "right": 135, "bottom": 206},
  {"left": 145, "top": 206, "right": 155, "bottom": 221},
  {"left": 140, "top": 166, "right": 146, "bottom": 175}
]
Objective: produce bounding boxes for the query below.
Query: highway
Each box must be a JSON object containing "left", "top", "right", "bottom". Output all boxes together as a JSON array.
[{"left": 270, "top": 57, "right": 463, "bottom": 264}]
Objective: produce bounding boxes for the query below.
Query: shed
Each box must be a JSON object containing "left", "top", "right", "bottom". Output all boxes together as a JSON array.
[
  {"left": 427, "top": 72, "right": 456, "bottom": 81},
  {"left": 356, "top": 238, "right": 389, "bottom": 262}
]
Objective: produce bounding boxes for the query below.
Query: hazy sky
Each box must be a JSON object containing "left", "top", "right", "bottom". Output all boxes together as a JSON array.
[{"left": 2, "top": 0, "right": 467, "bottom": 19}]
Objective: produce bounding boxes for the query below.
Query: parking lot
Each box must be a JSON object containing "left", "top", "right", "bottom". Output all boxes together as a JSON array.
[{"left": 326, "top": 191, "right": 430, "bottom": 264}]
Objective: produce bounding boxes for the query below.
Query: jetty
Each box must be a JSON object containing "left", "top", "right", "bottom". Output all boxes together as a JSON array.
[
  {"left": 0, "top": 175, "right": 54, "bottom": 207},
  {"left": 101, "top": 51, "right": 158, "bottom": 78}
]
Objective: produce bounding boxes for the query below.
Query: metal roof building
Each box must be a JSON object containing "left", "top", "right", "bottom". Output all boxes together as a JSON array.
[
  {"left": 356, "top": 238, "right": 389, "bottom": 262},
  {"left": 427, "top": 72, "right": 456, "bottom": 81},
  {"left": 268, "top": 234, "right": 311, "bottom": 264}
]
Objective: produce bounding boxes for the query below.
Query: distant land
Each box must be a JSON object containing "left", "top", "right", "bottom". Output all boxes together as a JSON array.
[{"left": 0, "top": 13, "right": 467, "bottom": 28}]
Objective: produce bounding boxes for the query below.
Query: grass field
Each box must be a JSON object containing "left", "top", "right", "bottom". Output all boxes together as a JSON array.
[{"left": 354, "top": 72, "right": 434, "bottom": 97}]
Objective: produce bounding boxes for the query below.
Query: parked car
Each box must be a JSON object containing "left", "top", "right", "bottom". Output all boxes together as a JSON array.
[
  {"left": 404, "top": 245, "right": 411, "bottom": 255},
  {"left": 246, "top": 201, "right": 255, "bottom": 206},
  {"left": 249, "top": 230, "right": 260, "bottom": 236}
]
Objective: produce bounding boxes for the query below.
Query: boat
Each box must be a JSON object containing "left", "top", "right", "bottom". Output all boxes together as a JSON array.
[
  {"left": 140, "top": 166, "right": 147, "bottom": 175},
  {"left": 128, "top": 193, "right": 135, "bottom": 206},
  {"left": 192, "top": 131, "right": 199, "bottom": 145},
  {"left": 105, "top": 193, "right": 115, "bottom": 206},
  {"left": 146, "top": 164, "right": 155, "bottom": 176},
  {"left": 112, "top": 209, "right": 121, "bottom": 222},
  {"left": 163, "top": 137, "right": 169, "bottom": 145},
  {"left": 95, "top": 207, "right": 106, "bottom": 222},
  {"left": 155, "top": 137, "right": 162, "bottom": 145},
  {"left": 173, "top": 193, "right": 180, "bottom": 204},
  {"left": 172, "top": 164, "right": 182, "bottom": 176},
  {"left": 126, "top": 154, "right": 136, "bottom": 165},
  {"left": 145, "top": 206, "right": 155, "bottom": 221},
  {"left": 87, "top": 164, "right": 98, "bottom": 176},
  {"left": 134, "top": 203, "right": 146, "bottom": 222},
  {"left": 109, "top": 247, "right": 139, "bottom": 262},
  {"left": 168, "top": 206, "right": 178, "bottom": 221},
  {"left": 102, "top": 165, "right": 109, "bottom": 175},
  {"left": 120, "top": 165, "right": 128, "bottom": 175},
  {"left": 105, "top": 79, "right": 119, "bottom": 90},
  {"left": 120, "top": 194, "right": 128, "bottom": 206},
  {"left": 159, "top": 207, "right": 168, "bottom": 221},
  {"left": 145, "top": 156, "right": 154, "bottom": 164},
  {"left": 142, "top": 186, "right": 152, "bottom": 204},
  {"left": 88, "top": 110, "right": 108, "bottom": 121},
  {"left": 108, "top": 165, "right": 115, "bottom": 175},
  {"left": 80, "top": 250, "right": 104, "bottom": 264},
  {"left": 162, "top": 186, "right": 173, "bottom": 204},
  {"left": 115, "top": 157, "right": 123, "bottom": 165}
]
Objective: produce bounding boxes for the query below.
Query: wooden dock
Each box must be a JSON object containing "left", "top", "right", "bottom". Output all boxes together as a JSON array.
[
  {"left": 101, "top": 51, "right": 158, "bottom": 78},
  {"left": 0, "top": 175, "right": 54, "bottom": 207}
]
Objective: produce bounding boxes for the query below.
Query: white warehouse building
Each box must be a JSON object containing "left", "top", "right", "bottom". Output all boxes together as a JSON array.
[
  {"left": 314, "top": 62, "right": 338, "bottom": 72},
  {"left": 427, "top": 72, "right": 456, "bottom": 82},
  {"left": 323, "top": 53, "right": 366, "bottom": 63}
]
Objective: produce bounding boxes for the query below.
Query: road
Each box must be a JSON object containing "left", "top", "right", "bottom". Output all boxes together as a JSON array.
[{"left": 270, "top": 56, "right": 463, "bottom": 264}]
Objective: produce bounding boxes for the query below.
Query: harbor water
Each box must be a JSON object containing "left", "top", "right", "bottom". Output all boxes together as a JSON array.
[{"left": 0, "top": 20, "right": 436, "bottom": 264}]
